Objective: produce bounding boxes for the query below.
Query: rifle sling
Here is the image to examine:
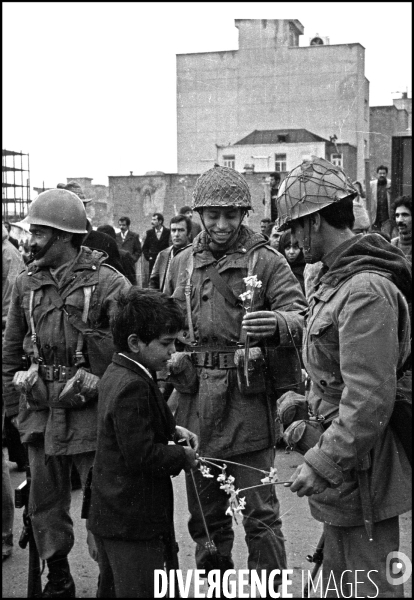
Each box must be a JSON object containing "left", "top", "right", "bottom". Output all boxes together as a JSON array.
[{"left": 204, "top": 264, "right": 242, "bottom": 308}]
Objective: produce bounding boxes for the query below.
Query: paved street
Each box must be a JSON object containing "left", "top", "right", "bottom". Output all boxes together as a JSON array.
[{"left": 2, "top": 448, "right": 412, "bottom": 598}]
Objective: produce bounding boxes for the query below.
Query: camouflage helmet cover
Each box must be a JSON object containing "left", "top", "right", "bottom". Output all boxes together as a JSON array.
[
  {"left": 192, "top": 164, "right": 252, "bottom": 211},
  {"left": 276, "top": 156, "right": 358, "bottom": 231}
]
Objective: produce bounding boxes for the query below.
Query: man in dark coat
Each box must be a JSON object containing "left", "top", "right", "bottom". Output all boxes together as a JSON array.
[
  {"left": 142, "top": 213, "right": 171, "bottom": 276},
  {"left": 115, "top": 216, "right": 142, "bottom": 263}
]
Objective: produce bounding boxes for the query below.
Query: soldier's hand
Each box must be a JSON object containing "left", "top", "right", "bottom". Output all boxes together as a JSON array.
[
  {"left": 242, "top": 311, "right": 278, "bottom": 339},
  {"left": 183, "top": 447, "right": 199, "bottom": 472},
  {"left": 12, "top": 367, "right": 39, "bottom": 391},
  {"left": 175, "top": 426, "right": 199, "bottom": 452},
  {"left": 287, "top": 462, "right": 329, "bottom": 497}
]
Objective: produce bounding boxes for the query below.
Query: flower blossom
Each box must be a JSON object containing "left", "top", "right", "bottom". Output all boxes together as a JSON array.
[
  {"left": 260, "top": 467, "right": 279, "bottom": 484},
  {"left": 243, "top": 275, "right": 263, "bottom": 288},
  {"left": 199, "top": 464, "right": 214, "bottom": 478}
]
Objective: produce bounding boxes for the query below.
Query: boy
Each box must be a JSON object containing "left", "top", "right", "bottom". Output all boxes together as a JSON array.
[{"left": 88, "top": 288, "right": 199, "bottom": 598}]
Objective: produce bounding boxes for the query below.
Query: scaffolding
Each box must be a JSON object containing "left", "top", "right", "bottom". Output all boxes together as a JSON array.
[{"left": 2, "top": 149, "right": 31, "bottom": 222}]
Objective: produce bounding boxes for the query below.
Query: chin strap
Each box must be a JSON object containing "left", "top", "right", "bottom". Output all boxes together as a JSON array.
[
  {"left": 27, "top": 231, "right": 59, "bottom": 264},
  {"left": 302, "top": 218, "right": 313, "bottom": 263}
]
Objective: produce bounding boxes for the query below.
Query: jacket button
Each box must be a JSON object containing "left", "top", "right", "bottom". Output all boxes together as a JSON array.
[
  {"left": 202, "top": 374, "right": 208, "bottom": 380},
  {"left": 202, "top": 295, "right": 209, "bottom": 301},
  {"left": 44, "top": 344, "right": 50, "bottom": 350},
  {"left": 202, "top": 337, "right": 208, "bottom": 343},
  {"left": 320, "top": 380, "right": 327, "bottom": 387}
]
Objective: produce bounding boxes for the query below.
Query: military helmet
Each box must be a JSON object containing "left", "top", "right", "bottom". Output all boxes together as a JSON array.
[
  {"left": 192, "top": 164, "right": 252, "bottom": 211},
  {"left": 23, "top": 189, "right": 88, "bottom": 233},
  {"left": 276, "top": 156, "right": 358, "bottom": 231}
]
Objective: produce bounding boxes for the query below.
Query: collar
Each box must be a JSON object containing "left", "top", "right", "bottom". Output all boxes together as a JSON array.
[
  {"left": 117, "top": 353, "right": 153, "bottom": 379},
  {"left": 322, "top": 235, "right": 360, "bottom": 269}
]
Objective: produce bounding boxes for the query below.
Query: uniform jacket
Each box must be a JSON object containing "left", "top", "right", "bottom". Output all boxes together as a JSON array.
[
  {"left": 2, "top": 247, "right": 131, "bottom": 455},
  {"left": 115, "top": 230, "right": 142, "bottom": 262},
  {"left": 88, "top": 353, "right": 186, "bottom": 541},
  {"left": 165, "top": 226, "right": 307, "bottom": 457},
  {"left": 368, "top": 178, "right": 392, "bottom": 226},
  {"left": 302, "top": 234, "right": 412, "bottom": 527},
  {"left": 142, "top": 227, "right": 171, "bottom": 264},
  {"left": 2, "top": 226, "right": 25, "bottom": 329}
]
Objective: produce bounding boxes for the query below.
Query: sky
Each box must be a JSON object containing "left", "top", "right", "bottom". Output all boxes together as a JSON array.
[{"left": 3, "top": 2, "right": 412, "bottom": 193}]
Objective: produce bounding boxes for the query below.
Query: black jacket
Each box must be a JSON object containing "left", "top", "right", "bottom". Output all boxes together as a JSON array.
[
  {"left": 88, "top": 353, "right": 187, "bottom": 540},
  {"left": 142, "top": 227, "right": 171, "bottom": 263}
]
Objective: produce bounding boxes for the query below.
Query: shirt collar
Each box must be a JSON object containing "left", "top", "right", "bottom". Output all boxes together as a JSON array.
[{"left": 117, "top": 353, "right": 153, "bottom": 379}]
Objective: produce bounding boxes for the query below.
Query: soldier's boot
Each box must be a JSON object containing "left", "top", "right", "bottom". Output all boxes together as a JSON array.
[{"left": 42, "top": 556, "right": 76, "bottom": 598}]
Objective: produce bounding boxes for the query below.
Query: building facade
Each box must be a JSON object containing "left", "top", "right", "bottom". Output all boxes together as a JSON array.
[
  {"left": 217, "top": 128, "right": 357, "bottom": 181},
  {"left": 369, "top": 95, "right": 411, "bottom": 179},
  {"left": 177, "top": 19, "right": 369, "bottom": 182}
]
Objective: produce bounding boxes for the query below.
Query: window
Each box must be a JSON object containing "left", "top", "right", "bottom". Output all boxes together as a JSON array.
[
  {"left": 330, "top": 153, "right": 343, "bottom": 168},
  {"left": 223, "top": 155, "right": 235, "bottom": 169},
  {"left": 275, "top": 154, "right": 287, "bottom": 172},
  {"left": 277, "top": 135, "right": 288, "bottom": 143}
]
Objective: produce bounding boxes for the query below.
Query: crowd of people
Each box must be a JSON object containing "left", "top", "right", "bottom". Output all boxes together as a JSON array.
[{"left": 2, "top": 158, "right": 411, "bottom": 598}]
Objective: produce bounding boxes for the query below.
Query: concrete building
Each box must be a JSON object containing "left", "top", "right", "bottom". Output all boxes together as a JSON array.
[
  {"left": 217, "top": 128, "right": 357, "bottom": 180},
  {"left": 177, "top": 18, "right": 369, "bottom": 181},
  {"left": 369, "top": 93, "right": 411, "bottom": 179}
]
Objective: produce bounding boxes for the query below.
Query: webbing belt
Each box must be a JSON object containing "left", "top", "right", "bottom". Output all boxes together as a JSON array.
[
  {"left": 39, "top": 364, "right": 77, "bottom": 382},
  {"left": 191, "top": 351, "right": 237, "bottom": 369}
]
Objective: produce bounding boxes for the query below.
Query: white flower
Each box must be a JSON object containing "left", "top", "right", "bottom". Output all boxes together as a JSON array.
[
  {"left": 199, "top": 465, "right": 214, "bottom": 478},
  {"left": 261, "top": 466, "right": 279, "bottom": 484},
  {"left": 239, "top": 290, "right": 253, "bottom": 302},
  {"left": 243, "top": 275, "right": 263, "bottom": 289}
]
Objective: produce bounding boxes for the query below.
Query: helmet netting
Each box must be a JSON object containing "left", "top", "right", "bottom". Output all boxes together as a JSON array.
[
  {"left": 276, "top": 156, "right": 357, "bottom": 230},
  {"left": 192, "top": 165, "right": 252, "bottom": 210}
]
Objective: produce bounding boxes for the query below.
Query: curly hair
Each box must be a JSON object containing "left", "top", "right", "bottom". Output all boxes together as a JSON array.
[{"left": 111, "top": 288, "right": 185, "bottom": 351}]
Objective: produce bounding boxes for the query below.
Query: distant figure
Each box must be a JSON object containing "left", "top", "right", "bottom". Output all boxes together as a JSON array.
[
  {"left": 269, "top": 172, "right": 281, "bottom": 222},
  {"left": 149, "top": 215, "right": 191, "bottom": 291},
  {"left": 369, "top": 166, "right": 393, "bottom": 236},
  {"left": 115, "top": 216, "right": 142, "bottom": 263},
  {"left": 260, "top": 218, "right": 271, "bottom": 238},
  {"left": 265, "top": 222, "right": 281, "bottom": 251},
  {"left": 278, "top": 230, "right": 306, "bottom": 294},
  {"left": 142, "top": 213, "right": 171, "bottom": 277},
  {"left": 178, "top": 205, "right": 202, "bottom": 241},
  {"left": 391, "top": 195, "right": 412, "bottom": 262},
  {"left": 97, "top": 225, "right": 137, "bottom": 284},
  {"left": 3, "top": 222, "right": 19, "bottom": 250},
  {"left": 57, "top": 182, "right": 127, "bottom": 277}
]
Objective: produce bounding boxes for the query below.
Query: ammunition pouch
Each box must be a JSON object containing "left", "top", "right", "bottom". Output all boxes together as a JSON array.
[
  {"left": 283, "top": 419, "right": 325, "bottom": 455},
  {"left": 234, "top": 347, "right": 266, "bottom": 396},
  {"left": 20, "top": 376, "right": 49, "bottom": 412},
  {"left": 277, "top": 391, "right": 309, "bottom": 428},
  {"left": 50, "top": 368, "right": 99, "bottom": 409},
  {"left": 167, "top": 352, "right": 199, "bottom": 394}
]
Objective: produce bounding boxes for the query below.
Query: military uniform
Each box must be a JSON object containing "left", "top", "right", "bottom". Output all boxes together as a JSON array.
[
  {"left": 3, "top": 246, "right": 130, "bottom": 560},
  {"left": 165, "top": 224, "right": 306, "bottom": 576}
]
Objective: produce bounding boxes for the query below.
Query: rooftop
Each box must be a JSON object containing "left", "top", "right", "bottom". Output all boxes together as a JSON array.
[{"left": 234, "top": 129, "right": 330, "bottom": 145}]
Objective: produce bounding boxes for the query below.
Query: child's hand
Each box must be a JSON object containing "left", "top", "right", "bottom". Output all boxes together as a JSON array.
[
  {"left": 175, "top": 426, "right": 199, "bottom": 452},
  {"left": 183, "top": 447, "right": 199, "bottom": 472}
]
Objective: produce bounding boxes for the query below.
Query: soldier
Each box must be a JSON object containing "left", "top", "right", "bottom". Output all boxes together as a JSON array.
[
  {"left": 165, "top": 165, "right": 307, "bottom": 590},
  {"left": 2, "top": 189, "right": 130, "bottom": 597},
  {"left": 278, "top": 157, "right": 412, "bottom": 597}
]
